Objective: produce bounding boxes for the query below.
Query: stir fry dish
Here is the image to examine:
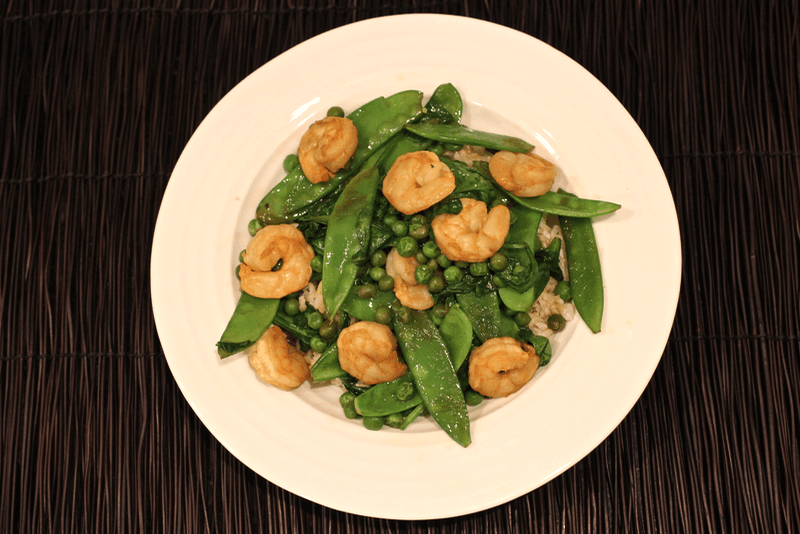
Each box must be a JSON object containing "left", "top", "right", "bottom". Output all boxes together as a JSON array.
[{"left": 216, "top": 84, "right": 621, "bottom": 447}]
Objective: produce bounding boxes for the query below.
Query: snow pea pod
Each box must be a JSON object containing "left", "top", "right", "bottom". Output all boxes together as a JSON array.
[
  {"left": 559, "top": 212, "right": 604, "bottom": 333},
  {"left": 404, "top": 123, "right": 533, "bottom": 153},
  {"left": 438, "top": 304, "right": 472, "bottom": 370},
  {"left": 354, "top": 372, "right": 423, "bottom": 417},
  {"left": 216, "top": 292, "right": 279, "bottom": 358},
  {"left": 424, "top": 82, "right": 463, "bottom": 124},
  {"left": 257, "top": 90, "right": 424, "bottom": 224},
  {"left": 498, "top": 205, "right": 546, "bottom": 312},
  {"left": 309, "top": 344, "right": 348, "bottom": 382},
  {"left": 321, "top": 165, "right": 381, "bottom": 317},
  {"left": 500, "top": 189, "right": 620, "bottom": 218},
  {"left": 393, "top": 309, "right": 471, "bottom": 447}
]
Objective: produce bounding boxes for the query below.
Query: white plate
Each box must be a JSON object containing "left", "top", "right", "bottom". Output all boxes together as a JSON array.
[{"left": 151, "top": 14, "right": 681, "bottom": 520}]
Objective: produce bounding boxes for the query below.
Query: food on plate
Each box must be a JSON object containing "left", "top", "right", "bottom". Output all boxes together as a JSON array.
[{"left": 216, "top": 84, "right": 621, "bottom": 446}]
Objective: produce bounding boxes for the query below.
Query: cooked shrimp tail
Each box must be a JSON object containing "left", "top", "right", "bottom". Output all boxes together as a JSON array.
[
  {"left": 249, "top": 325, "right": 310, "bottom": 391},
  {"left": 298, "top": 116, "right": 359, "bottom": 183},
  {"left": 337, "top": 321, "right": 407, "bottom": 385},
  {"left": 239, "top": 224, "right": 315, "bottom": 299},
  {"left": 468, "top": 337, "right": 539, "bottom": 398},
  {"left": 382, "top": 150, "right": 456, "bottom": 215},
  {"left": 431, "top": 198, "right": 510, "bottom": 262}
]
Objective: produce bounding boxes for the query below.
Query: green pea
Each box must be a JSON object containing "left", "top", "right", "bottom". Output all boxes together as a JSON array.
[
  {"left": 436, "top": 253, "right": 452, "bottom": 269},
  {"left": 431, "top": 303, "right": 449, "bottom": 319},
  {"left": 410, "top": 214, "right": 428, "bottom": 226},
  {"left": 375, "top": 306, "right": 393, "bottom": 325},
  {"left": 455, "top": 261, "right": 469, "bottom": 269},
  {"left": 326, "top": 105, "right": 345, "bottom": 117},
  {"left": 385, "top": 412, "right": 405, "bottom": 429},
  {"left": 238, "top": 249, "right": 246, "bottom": 264},
  {"left": 310, "top": 255, "right": 323, "bottom": 272},
  {"left": 429, "top": 143, "right": 445, "bottom": 156},
  {"left": 307, "top": 311, "right": 324, "bottom": 330},
  {"left": 408, "top": 223, "right": 429, "bottom": 240},
  {"left": 422, "top": 241, "right": 440, "bottom": 259},
  {"left": 415, "top": 264, "right": 433, "bottom": 285},
  {"left": 339, "top": 391, "right": 358, "bottom": 419},
  {"left": 426, "top": 259, "right": 439, "bottom": 271},
  {"left": 547, "top": 313, "right": 567, "bottom": 332},
  {"left": 427, "top": 275, "right": 445, "bottom": 293},
  {"left": 469, "top": 262, "right": 488, "bottom": 277},
  {"left": 489, "top": 252, "right": 508, "bottom": 272},
  {"left": 396, "top": 381, "right": 415, "bottom": 401},
  {"left": 383, "top": 214, "right": 399, "bottom": 226},
  {"left": 396, "top": 236, "right": 418, "bottom": 258},
  {"left": 513, "top": 311, "right": 531, "bottom": 327},
  {"left": 283, "top": 298, "right": 301, "bottom": 316},
  {"left": 310, "top": 336, "right": 327, "bottom": 353},
  {"left": 443, "top": 142, "right": 463, "bottom": 152},
  {"left": 440, "top": 199, "right": 463, "bottom": 215},
  {"left": 357, "top": 284, "right": 377, "bottom": 299},
  {"left": 378, "top": 275, "right": 395, "bottom": 292},
  {"left": 283, "top": 153, "right": 300, "bottom": 172},
  {"left": 431, "top": 314, "right": 443, "bottom": 326},
  {"left": 414, "top": 251, "right": 428, "bottom": 265},
  {"left": 391, "top": 221, "right": 408, "bottom": 237},
  {"left": 319, "top": 321, "right": 337, "bottom": 340},
  {"left": 555, "top": 280, "right": 572, "bottom": 301},
  {"left": 370, "top": 250, "right": 387, "bottom": 267},
  {"left": 369, "top": 266, "right": 386, "bottom": 282},
  {"left": 443, "top": 265, "right": 463, "bottom": 284},
  {"left": 464, "top": 389, "right": 484, "bottom": 406},
  {"left": 248, "top": 218, "right": 264, "bottom": 236},
  {"left": 363, "top": 416, "right": 384, "bottom": 431},
  {"left": 396, "top": 305, "right": 412, "bottom": 323},
  {"left": 492, "top": 274, "right": 507, "bottom": 288}
]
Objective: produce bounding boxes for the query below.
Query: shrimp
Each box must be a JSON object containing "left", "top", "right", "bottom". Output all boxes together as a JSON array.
[
  {"left": 239, "top": 224, "right": 315, "bottom": 299},
  {"left": 488, "top": 150, "right": 556, "bottom": 197},
  {"left": 297, "top": 116, "right": 359, "bottom": 183},
  {"left": 382, "top": 151, "right": 456, "bottom": 215},
  {"left": 430, "top": 198, "right": 510, "bottom": 262},
  {"left": 248, "top": 325, "right": 310, "bottom": 391},
  {"left": 385, "top": 248, "right": 434, "bottom": 310},
  {"left": 468, "top": 337, "right": 540, "bottom": 398},
  {"left": 337, "top": 321, "right": 407, "bottom": 385}
]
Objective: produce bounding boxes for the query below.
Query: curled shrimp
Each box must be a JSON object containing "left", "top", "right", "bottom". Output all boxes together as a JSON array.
[
  {"left": 385, "top": 248, "right": 434, "bottom": 310},
  {"left": 430, "top": 198, "right": 510, "bottom": 262},
  {"left": 382, "top": 151, "right": 456, "bottom": 215},
  {"left": 337, "top": 321, "right": 407, "bottom": 385},
  {"left": 249, "top": 325, "right": 310, "bottom": 391},
  {"left": 468, "top": 337, "right": 540, "bottom": 398},
  {"left": 488, "top": 151, "right": 556, "bottom": 197},
  {"left": 239, "top": 224, "right": 315, "bottom": 299},
  {"left": 297, "top": 116, "right": 359, "bottom": 183}
]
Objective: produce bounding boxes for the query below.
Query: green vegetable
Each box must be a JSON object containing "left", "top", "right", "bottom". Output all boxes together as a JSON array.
[
  {"left": 404, "top": 123, "right": 533, "bottom": 153},
  {"left": 423, "top": 83, "right": 463, "bottom": 124},
  {"left": 393, "top": 309, "right": 471, "bottom": 447},
  {"left": 310, "top": 343, "right": 347, "bottom": 382},
  {"left": 321, "top": 165, "right": 381, "bottom": 317},
  {"left": 216, "top": 292, "right": 280, "bottom": 357},
  {"left": 354, "top": 371, "right": 423, "bottom": 417},
  {"left": 494, "top": 187, "right": 620, "bottom": 218},
  {"left": 438, "top": 304, "right": 472, "bottom": 370},
  {"left": 560, "top": 211, "right": 605, "bottom": 333},
  {"left": 456, "top": 292, "right": 517, "bottom": 342}
]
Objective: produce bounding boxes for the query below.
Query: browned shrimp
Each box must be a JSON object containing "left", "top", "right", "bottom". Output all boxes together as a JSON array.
[
  {"left": 249, "top": 325, "right": 310, "bottom": 391},
  {"left": 337, "top": 321, "right": 407, "bottom": 385},
  {"left": 298, "top": 116, "right": 358, "bottom": 183},
  {"left": 385, "top": 248, "right": 434, "bottom": 310},
  {"left": 488, "top": 151, "right": 556, "bottom": 197},
  {"left": 382, "top": 151, "right": 456, "bottom": 215},
  {"left": 431, "top": 198, "right": 510, "bottom": 262},
  {"left": 239, "top": 224, "right": 315, "bottom": 299},
  {"left": 468, "top": 337, "right": 540, "bottom": 398}
]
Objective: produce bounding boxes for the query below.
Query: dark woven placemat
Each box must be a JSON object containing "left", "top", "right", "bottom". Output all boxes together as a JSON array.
[{"left": 2, "top": 1, "right": 798, "bottom": 532}]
